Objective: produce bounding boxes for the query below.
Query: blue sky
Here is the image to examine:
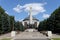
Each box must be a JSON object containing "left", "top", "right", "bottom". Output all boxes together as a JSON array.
[{"left": 0, "top": 0, "right": 60, "bottom": 21}]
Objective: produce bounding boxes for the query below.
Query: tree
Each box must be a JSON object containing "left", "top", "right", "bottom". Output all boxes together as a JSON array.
[
  {"left": 15, "top": 21, "right": 25, "bottom": 31},
  {"left": 38, "top": 19, "right": 48, "bottom": 31},
  {"left": 9, "top": 16, "right": 15, "bottom": 31},
  {"left": 53, "top": 7, "right": 60, "bottom": 33},
  {"left": 0, "top": 6, "right": 5, "bottom": 34},
  {"left": 38, "top": 7, "right": 60, "bottom": 33},
  {"left": 0, "top": 6, "right": 15, "bottom": 34}
]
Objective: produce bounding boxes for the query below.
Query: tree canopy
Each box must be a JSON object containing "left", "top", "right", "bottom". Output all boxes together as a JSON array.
[
  {"left": 0, "top": 6, "right": 25, "bottom": 35},
  {"left": 38, "top": 7, "right": 60, "bottom": 33}
]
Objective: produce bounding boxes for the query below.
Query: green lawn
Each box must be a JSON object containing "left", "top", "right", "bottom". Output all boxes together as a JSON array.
[
  {"left": 1, "top": 38, "right": 60, "bottom": 40},
  {"left": 52, "top": 38, "right": 60, "bottom": 40},
  {"left": 0, "top": 38, "right": 11, "bottom": 40}
]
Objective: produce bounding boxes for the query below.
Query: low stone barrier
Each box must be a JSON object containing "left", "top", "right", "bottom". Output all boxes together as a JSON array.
[
  {"left": 11, "top": 31, "right": 16, "bottom": 37},
  {"left": 40, "top": 31, "right": 48, "bottom": 36}
]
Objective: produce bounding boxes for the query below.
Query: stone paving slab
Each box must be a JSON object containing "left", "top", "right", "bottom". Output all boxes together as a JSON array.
[
  {"left": 15, "top": 39, "right": 49, "bottom": 40},
  {"left": 14, "top": 32, "right": 48, "bottom": 39},
  {"left": 0, "top": 33, "right": 11, "bottom": 39},
  {"left": 0, "top": 31, "right": 60, "bottom": 40}
]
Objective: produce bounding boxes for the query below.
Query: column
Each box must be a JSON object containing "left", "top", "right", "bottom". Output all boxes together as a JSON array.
[{"left": 29, "top": 7, "right": 33, "bottom": 24}]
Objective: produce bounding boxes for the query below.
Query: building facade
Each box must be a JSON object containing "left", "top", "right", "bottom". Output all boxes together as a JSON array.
[
  {"left": 21, "top": 7, "right": 40, "bottom": 28},
  {"left": 21, "top": 16, "right": 39, "bottom": 28}
]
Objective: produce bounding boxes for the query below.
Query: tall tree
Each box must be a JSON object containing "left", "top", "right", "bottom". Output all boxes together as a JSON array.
[{"left": 38, "top": 7, "right": 60, "bottom": 33}]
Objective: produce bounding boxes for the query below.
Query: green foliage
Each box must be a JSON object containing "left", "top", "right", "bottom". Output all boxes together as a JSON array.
[
  {"left": 52, "top": 38, "right": 60, "bottom": 40},
  {"left": 9, "top": 16, "right": 15, "bottom": 31},
  {"left": 0, "top": 6, "right": 15, "bottom": 34},
  {"left": 54, "top": 7, "right": 60, "bottom": 33},
  {"left": 0, "top": 6, "right": 26, "bottom": 35},
  {"left": 0, "top": 6, "right": 5, "bottom": 14},
  {"left": 38, "top": 19, "right": 48, "bottom": 31},
  {"left": 1, "top": 38, "right": 11, "bottom": 40},
  {"left": 38, "top": 7, "right": 60, "bottom": 33},
  {"left": 0, "top": 6, "right": 25, "bottom": 35},
  {"left": 15, "top": 21, "right": 25, "bottom": 31}
]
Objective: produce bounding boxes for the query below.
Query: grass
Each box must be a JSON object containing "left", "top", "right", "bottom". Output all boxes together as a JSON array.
[
  {"left": 1, "top": 38, "right": 60, "bottom": 40},
  {"left": 52, "top": 38, "right": 60, "bottom": 40},
  {"left": 0, "top": 38, "right": 11, "bottom": 40}
]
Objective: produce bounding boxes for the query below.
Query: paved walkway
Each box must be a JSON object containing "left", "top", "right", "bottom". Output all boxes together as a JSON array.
[
  {"left": 52, "top": 34, "right": 60, "bottom": 38},
  {"left": 0, "top": 31, "right": 60, "bottom": 40},
  {"left": 13, "top": 32, "right": 48, "bottom": 40},
  {"left": 0, "top": 33, "right": 11, "bottom": 39}
]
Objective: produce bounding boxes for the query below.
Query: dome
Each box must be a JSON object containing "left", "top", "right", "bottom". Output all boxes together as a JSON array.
[{"left": 23, "top": 16, "right": 39, "bottom": 21}]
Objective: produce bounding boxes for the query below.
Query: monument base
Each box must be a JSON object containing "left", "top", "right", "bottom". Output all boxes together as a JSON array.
[
  {"left": 25, "top": 29, "right": 37, "bottom": 32},
  {"left": 47, "top": 31, "right": 52, "bottom": 37},
  {"left": 11, "top": 31, "right": 16, "bottom": 37}
]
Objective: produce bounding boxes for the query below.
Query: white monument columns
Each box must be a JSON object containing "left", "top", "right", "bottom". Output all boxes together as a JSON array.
[
  {"left": 29, "top": 7, "right": 33, "bottom": 24},
  {"left": 21, "top": 6, "right": 39, "bottom": 28}
]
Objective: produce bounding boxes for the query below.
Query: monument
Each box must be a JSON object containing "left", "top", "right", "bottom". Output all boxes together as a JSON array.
[
  {"left": 21, "top": 7, "right": 39, "bottom": 29},
  {"left": 29, "top": 7, "right": 33, "bottom": 24},
  {"left": 21, "top": 7, "right": 39, "bottom": 32}
]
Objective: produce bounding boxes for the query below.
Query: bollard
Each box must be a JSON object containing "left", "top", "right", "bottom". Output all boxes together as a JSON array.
[
  {"left": 11, "top": 31, "right": 16, "bottom": 37},
  {"left": 47, "top": 31, "right": 52, "bottom": 40}
]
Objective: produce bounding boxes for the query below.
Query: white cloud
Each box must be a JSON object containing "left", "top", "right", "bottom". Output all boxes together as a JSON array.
[
  {"left": 5, "top": 11, "right": 8, "bottom": 14},
  {"left": 43, "top": 14, "right": 50, "bottom": 19},
  {"left": 13, "top": 4, "right": 23, "bottom": 13},
  {"left": 19, "top": 19, "right": 23, "bottom": 21},
  {"left": 13, "top": 3, "right": 46, "bottom": 15}
]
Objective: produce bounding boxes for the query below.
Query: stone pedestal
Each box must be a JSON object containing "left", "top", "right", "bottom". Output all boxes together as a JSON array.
[
  {"left": 11, "top": 31, "right": 16, "bottom": 37},
  {"left": 25, "top": 29, "right": 37, "bottom": 32},
  {"left": 28, "top": 29, "right": 34, "bottom": 32},
  {"left": 47, "top": 31, "right": 52, "bottom": 39}
]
